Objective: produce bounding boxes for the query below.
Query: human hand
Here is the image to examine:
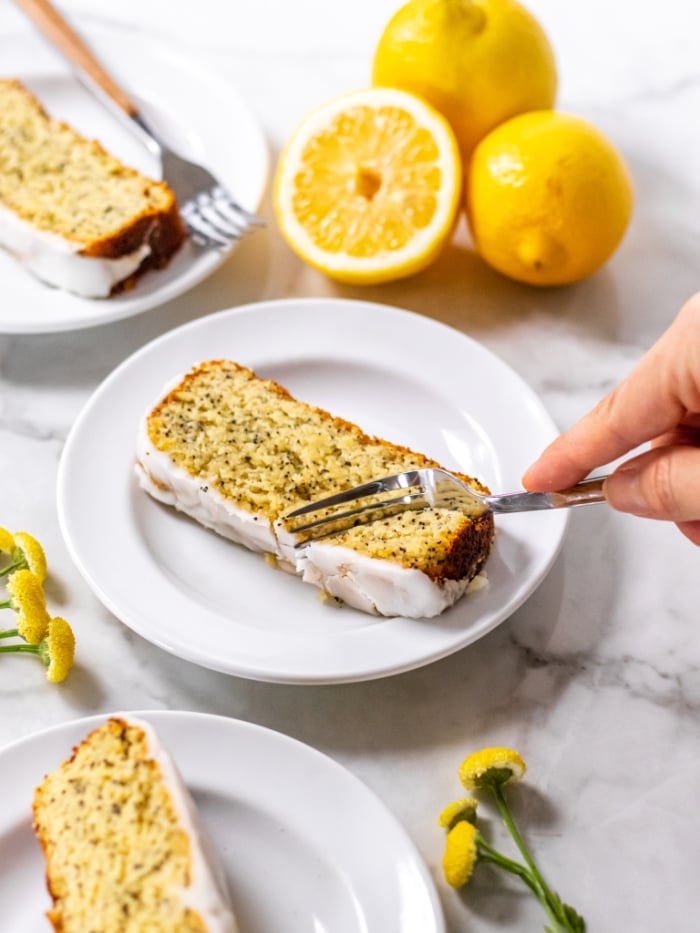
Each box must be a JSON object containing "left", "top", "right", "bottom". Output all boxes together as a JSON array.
[{"left": 522, "top": 292, "right": 700, "bottom": 545}]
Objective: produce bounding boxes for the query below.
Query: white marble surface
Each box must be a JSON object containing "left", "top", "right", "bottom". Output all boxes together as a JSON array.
[{"left": 1, "top": 1, "right": 699, "bottom": 930}]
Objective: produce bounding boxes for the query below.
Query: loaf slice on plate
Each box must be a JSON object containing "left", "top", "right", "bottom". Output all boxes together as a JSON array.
[
  {"left": 32, "top": 716, "right": 236, "bottom": 932},
  {"left": 135, "top": 359, "right": 494, "bottom": 618},
  {"left": 0, "top": 79, "right": 185, "bottom": 297}
]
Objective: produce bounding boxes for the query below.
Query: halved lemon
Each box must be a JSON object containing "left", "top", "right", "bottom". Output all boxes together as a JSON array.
[{"left": 273, "top": 88, "right": 462, "bottom": 284}]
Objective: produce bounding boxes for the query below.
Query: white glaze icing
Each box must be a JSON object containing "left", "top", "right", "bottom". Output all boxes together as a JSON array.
[
  {"left": 126, "top": 716, "right": 237, "bottom": 933},
  {"left": 290, "top": 538, "right": 486, "bottom": 618},
  {"left": 0, "top": 204, "right": 151, "bottom": 298}
]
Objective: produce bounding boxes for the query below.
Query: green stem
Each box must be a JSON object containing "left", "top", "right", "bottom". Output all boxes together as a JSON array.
[
  {"left": 0, "top": 559, "right": 23, "bottom": 577},
  {"left": 0, "top": 600, "right": 11, "bottom": 610},
  {"left": 491, "top": 783, "right": 567, "bottom": 931},
  {"left": 478, "top": 852, "right": 540, "bottom": 897},
  {"left": 0, "top": 643, "right": 39, "bottom": 655},
  {"left": 0, "top": 628, "right": 19, "bottom": 639},
  {"left": 476, "top": 834, "right": 540, "bottom": 897}
]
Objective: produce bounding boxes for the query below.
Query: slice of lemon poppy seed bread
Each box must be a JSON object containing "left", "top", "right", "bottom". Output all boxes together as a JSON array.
[
  {"left": 32, "top": 716, "right": 236, "bottom": 932},
  {"left": 135, "top": 359, "right": 494, "bottom": 618},
  {"left": 0, "top": 79, "right": 185, "bottom": 297}
]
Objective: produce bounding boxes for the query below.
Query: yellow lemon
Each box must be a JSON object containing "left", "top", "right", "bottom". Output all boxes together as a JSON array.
[
  {"left": 466, "top": 111, "right": 634, "bottom": 285},
  {"left": 372, "top": 0, "right": 557, "bottom": 156},
  {"left": 273, "top": 87, "right": 461, "bottom": 284}
]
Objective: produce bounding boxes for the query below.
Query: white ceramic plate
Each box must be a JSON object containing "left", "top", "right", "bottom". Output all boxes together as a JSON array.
[
  {"left": 57, "top": 298, "right": 567, "bottom": 684},
  {"left": 0, "top": 709, "right": 444, "bottom": 932},
  {"left": 0, "top": 23, "right": 268, "bottom": 334}
]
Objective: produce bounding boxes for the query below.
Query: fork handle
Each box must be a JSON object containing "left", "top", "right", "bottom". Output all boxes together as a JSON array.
[
  {"left": 15, "top": 0, "right": 139, "bottom": 116},
  {"left": 486, "top": 476, "right": 608, "bottom": 514}
]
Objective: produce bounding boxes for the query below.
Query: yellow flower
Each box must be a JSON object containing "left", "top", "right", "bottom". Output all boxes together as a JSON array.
[
  {"left": 13, "top": 531, "right": 48, "bottom": 583},
  {"left": 459, "top": 747, "right": 527, "bottom": 791},
  {"left": 0, "top": 527, "right": 15, "bottom": 553},
  {"left": 443, "top": 820, "right": 478, "bottom": 888},
  {"left": 39, "top": 617, "right": 76, "bottom": 683},
  {"left": 6, "top": 569, "right": 50, "bottom": 645},
  {"left": 438, "top": 797, "right": 479, "bottom": 830}
]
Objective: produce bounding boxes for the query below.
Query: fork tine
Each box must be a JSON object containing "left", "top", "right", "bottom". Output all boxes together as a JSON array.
[
  {"left": 204, "top": 203, "right": 251, "bottom": 238},
  {"left": 186, "top": 225, "right": 230, "bottom": 250},
  {"left": 213, "top": 198, "right": 258, "bottom": 232},
  {"left": 216, "top": 204, "right": 251, "bottom": 233},
  {"left": 212, "top": 186, "right": 266, "bottom": 227},
  {"left": 187, "top": 221, "right": 231, "bottom": 248},
  {"left": 290, "top": 490, "right": 429, "bottom": 542},
  {"left": 286, "top": 470, "right": 423, "bottom": 519},
  {"left": 182, "top": 206, "right": 235, "bottom": 248}
]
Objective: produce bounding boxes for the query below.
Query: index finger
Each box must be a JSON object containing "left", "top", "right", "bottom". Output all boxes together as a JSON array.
[{"left": 523, "top": 295, "right": 700, "bottom": 490}]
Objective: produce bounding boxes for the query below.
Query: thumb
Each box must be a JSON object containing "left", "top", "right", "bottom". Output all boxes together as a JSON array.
[{"left": 604, "top": 445, "right": 700, "bottom": 524}]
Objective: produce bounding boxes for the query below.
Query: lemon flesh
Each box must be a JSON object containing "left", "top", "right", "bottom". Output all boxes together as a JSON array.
[
  {"left": 372, "top": 0, "right": 557, "bottom": 156},
  {"left": 273, "top": 88, "right": 461, "bottom": 284},
  {"left": 466, "top": 111, "right": 634, "bottom": 286}
]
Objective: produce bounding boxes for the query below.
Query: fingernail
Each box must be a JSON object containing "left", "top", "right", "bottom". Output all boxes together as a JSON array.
[{"left": 605, "top": 468, "right": 652, "bottom": 516}]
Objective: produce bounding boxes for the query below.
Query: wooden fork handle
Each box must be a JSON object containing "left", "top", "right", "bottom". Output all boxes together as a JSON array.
[{"left": 14, "top": 0, "right": 138, "bottom": 116}]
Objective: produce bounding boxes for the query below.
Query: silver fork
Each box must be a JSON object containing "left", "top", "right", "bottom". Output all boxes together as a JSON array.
[
  {"left": 128, "top": 112, "right": 265, "bottom": 249},
  {"left": 284, "top": 468, "right": 607, "bottom": 543},
  {"left": 16, "top": 0, "right": 265, "bottom": 250}
]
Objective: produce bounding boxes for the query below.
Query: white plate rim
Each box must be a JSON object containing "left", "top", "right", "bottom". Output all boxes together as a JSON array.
[
  {"left": 57, "top": 297, "right": 568, "bottom": 684},
  {"left": 0, "top": 708, "right": 445, "bottom": 933},
  {"left": 0, "top": 21, "right": 269, "bottom": 334}
]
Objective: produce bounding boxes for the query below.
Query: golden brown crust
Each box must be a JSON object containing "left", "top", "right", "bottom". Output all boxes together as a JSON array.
[
  {"left": 79, "top": 193, "right": 185, "bottom": 261},
  {"left": 103, "top": 200, "right": 185, "bottom": 294},
  {"left": 431, "top": 512, "right": 494, "bottom": 582}
]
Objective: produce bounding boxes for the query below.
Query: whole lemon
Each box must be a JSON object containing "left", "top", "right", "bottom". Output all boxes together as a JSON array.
[
  {"left": 372, "top": 0, "right": 557, "bottom": 156},
  {"left": 466, "top": 111, "right": 634, "bottom": 286}
]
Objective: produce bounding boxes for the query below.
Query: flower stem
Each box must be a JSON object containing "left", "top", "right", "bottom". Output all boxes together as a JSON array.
[
  {"left": 0, "top": 559, "right": 23, "bottom": 577},
  {"left": 0, "top": 599, "right": 11, "bottom": 609},
  {"left": 0, "top": 643, "right": 39, "bottom": 655},
  {"left": 491, "top": 783, "right": 569, "bottom": 931},
  {"left": 476, "top": 834, "right": 540, "bottom": 897},
  {"left": 0, "top": 628, "right": 19, "bottom": 639}
]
